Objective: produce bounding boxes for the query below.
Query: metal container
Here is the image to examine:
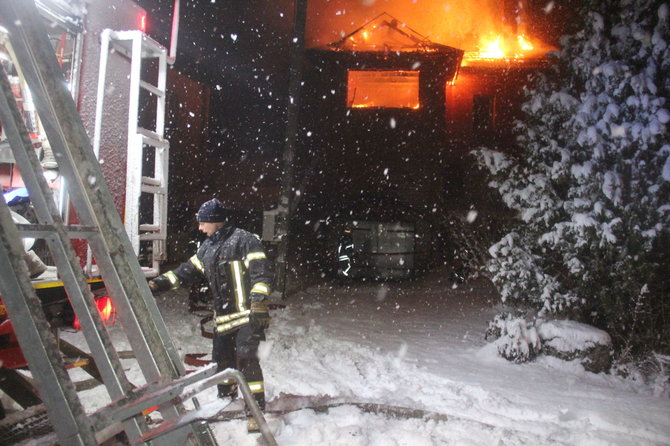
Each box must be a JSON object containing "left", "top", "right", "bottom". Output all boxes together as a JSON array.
[{"left": 348, "top": 221, "right": 416, "bottom": 280}]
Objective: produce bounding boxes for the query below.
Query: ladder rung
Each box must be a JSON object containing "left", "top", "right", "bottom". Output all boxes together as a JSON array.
[
  {"left": 139, "top": 35, "right": 166, "bottom": 58},
  {"left": 137, "top": 127, "right": 161, "bottom": 141},
  {"left": 141, "top": 176, "right": 162, "bottom": 187},
  {"left": 108, "top": 30, "right": 166, "bottom": 59},
  {"left": 139, "top": 80, "right": 165, "bottom": 98},
  {"left": 91, "top": 364, "right": 218, "bottom": 431},
  {"left": 140, "top": 185, "right": 167, "bottom": 195},
  {"left": 138, "top": 224, "right": 161, "bottom": 232},
  {"left": 15, "top": 223, "right": 99, "bottom": 239},
  {"left": 140, "top": 233, "right": 167, "bottom": 241},
  {"left": 137, "top": 128, "right": 169, "bottom": 149},
  {"left": 140, "top": 177, "right": 166, "bottom": 195}
]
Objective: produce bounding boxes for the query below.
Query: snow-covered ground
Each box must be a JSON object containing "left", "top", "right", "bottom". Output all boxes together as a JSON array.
[{"left": 59, "top": 270, "right": 670, "bottom": 444}]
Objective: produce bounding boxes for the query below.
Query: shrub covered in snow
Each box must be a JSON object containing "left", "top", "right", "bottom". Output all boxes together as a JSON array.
[
  {"left": 613, "top": 353, "right": 670, "bottom": 397},
  {"left": 486, "top": 313, "right": 541, "bottom": 363},
  {"left": 475, "top": 0, "right": 670, "bottom": 359}
]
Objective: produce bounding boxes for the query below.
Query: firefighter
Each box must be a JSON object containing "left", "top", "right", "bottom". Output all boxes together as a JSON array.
[
  {"left": 148, "top": 198, "right": 272, "bottom": 432},
  {"left": 337, "top": 224, "right": 354, "bottom": 278}
]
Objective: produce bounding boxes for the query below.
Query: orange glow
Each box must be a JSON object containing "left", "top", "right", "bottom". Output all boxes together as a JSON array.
[
  {"left": 143, "top": 405, "right": 159, "bottom": 415},
  {"left": 348, "top": 70, "right": 420, "bottom": 109}
]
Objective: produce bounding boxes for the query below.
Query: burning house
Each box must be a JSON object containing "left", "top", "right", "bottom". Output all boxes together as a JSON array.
[
  {"left": 296, "top": 13, "right": 463, "bottom": 221},
  {"left": 286, "top": 2, "right": 558, "bottom": 278},
  {"left": 295, "top": 4, "right": 557, "bottom": 220}
]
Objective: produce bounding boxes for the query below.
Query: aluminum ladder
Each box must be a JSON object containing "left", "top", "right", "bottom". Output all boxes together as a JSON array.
[
  {"left": 0, "top": 1, "right": 275, "bottom": 444},
  {"left": 93, "top": 29, "right": 169, "bottom": 278}
]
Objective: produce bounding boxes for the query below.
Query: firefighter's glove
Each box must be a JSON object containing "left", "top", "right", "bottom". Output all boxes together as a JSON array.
[
  {"left": 148, "top": 280, "right": 159, "bottom": 293},
  {"left": 249, "top": 301, "right": 270, "bottom": 330},
  {"left": 148, "top": 275, "right": 171, "bottom": 294}
]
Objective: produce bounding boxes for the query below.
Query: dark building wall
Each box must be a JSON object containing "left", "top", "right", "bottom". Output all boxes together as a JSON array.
[
  {"left": 443, "top": 60, "right": 549, "bottom": 213},
  {"left": 296, "top": 48, "right": 462, "bottom": 221},
  {"left": 446, "top": 63, "right": 543, "bottom": 153}
]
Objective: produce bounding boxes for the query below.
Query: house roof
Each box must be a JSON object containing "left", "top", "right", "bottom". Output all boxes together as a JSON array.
[{"left": 326, "top": 13, "right": 455, "bottom": 53}]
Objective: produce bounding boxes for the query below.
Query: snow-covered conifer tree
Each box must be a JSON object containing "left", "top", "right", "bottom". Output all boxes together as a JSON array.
[{"left": 476, "top": 0, "right": 670, "bottom": 358}]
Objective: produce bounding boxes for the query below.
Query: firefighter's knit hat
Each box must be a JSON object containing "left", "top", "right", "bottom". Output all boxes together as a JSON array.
[{"left": 197, "top": 198, "right": 228, "bottom": 222}]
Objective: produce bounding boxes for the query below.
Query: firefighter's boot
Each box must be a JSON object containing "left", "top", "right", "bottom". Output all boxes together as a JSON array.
[
  {"left": 217, "top": 383, "right": 237, "bottom": 400},
  {"left": 247, "top": 416, "right": 260, "bottom": 433}
]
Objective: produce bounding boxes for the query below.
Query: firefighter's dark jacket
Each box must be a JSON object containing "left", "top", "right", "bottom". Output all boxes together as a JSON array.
[{"left": 153, "top": 224, "right": 272, "bottom": 319}]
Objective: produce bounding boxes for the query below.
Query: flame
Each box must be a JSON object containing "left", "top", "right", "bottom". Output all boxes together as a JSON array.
[
  {"left": 139, "top": 12, "right": 147, "bottom": 33},
  {"left": 518, "top": 34, "right": 534, "bottom": 51},
  {"left": 306, "top": 2, "right": 558, "bottom": 69},
  {"left": 479, "top": 36, "right": 505, "bottom": 58},
  {"left": 462, "top": 33, "right": 539, "bottom": 65}
]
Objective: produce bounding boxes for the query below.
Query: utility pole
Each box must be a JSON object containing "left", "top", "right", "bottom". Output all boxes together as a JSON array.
[{"left": 274, "top": 0, "right": 307, "bottom": 297}]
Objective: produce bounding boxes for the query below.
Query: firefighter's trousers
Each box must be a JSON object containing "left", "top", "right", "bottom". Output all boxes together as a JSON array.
[{"left": 213, "top": 322, "right": 266, "bottom": 410}]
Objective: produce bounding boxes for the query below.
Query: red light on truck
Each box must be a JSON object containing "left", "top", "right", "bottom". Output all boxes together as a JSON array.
[
  {"left": 98, "top": 296, "right": 115, "bottom": 323},
  {"left": 139, "top": 12, "right": 147, "bottom": 33},
  {"left": 73, "top": 296, "right": 116, "bottom": 330}
]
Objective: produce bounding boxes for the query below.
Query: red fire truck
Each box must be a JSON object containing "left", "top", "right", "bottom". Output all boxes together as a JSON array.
[{"left": 0, "top": 0, "right": 175, "bottom": 419}]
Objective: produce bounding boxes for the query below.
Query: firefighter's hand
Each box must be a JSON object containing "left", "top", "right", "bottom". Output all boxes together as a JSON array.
[{"left": 249, "top": 301, "right": 270, "bottom": 330}]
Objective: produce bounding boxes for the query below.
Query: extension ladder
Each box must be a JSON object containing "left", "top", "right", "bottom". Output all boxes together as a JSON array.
[
  {"left": 93, "top": 29, "right": 169, "bottom": 278},
  {"left": 0, "top": 1, "right": 275, "bottom": 444}
]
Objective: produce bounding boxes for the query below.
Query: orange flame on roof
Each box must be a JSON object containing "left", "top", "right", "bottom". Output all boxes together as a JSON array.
[
  {"left": 307, "top": 0, "right": 556, "bottom": 65},
  {"left": 518, "top": 34, "right": 534, "bottom": 51},
  {"left": 462, "top": 32, "right": 541, "bottom": 65},
  {"left": 479, "top": 36, "right": 505, "bottom": 58}
]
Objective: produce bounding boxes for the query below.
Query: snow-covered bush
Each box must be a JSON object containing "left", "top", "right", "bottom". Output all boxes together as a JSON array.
[
  {"left": 613, "top": 353, "right": 670, "bottom": 397},
  {"left": 486, "top": 313, "right": 541, "bottom": 363},
  {"left": 475, "top": 0, "right": 670, "bottom": 359},
  {"left": 537, "top": 320, "right": 613, "bottom": 373}
]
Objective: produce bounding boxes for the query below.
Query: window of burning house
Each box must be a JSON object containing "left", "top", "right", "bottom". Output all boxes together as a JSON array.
[{"left": 347, "top": 70, "right": 420, "bottom": 109}]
